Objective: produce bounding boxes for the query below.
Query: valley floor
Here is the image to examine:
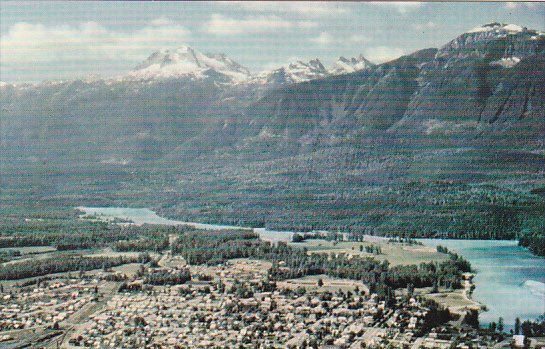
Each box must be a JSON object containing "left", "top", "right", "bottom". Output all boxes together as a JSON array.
[
  {"left": 1, "top": 208, "right": 543, "bottom": 348},
  {"left": 0, "top": 258, "right": 506, "bottom": 349}
]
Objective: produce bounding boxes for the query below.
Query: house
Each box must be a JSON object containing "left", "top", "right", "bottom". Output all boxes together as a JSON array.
[{"left": 513, "top": 335, "right": 525, "bottom": 348}]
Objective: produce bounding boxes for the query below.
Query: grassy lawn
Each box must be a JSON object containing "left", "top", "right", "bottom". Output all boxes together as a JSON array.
[
  {"left": 0, "top": 246, "right": 57, "bottom": 254},
  {"left": 293, "top": 239, "right": 449, "bottom": 266},
  {"left": 277, "top": 274, "right": 369, "bottom": 293},
  {"left": 423, "top": 289, "right": 482, "bottom": 315},
  {"left": 111, "top": 263, "right": 145, "bottom": 277}
]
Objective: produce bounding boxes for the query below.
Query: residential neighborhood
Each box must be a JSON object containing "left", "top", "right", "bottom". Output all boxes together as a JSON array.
[{"left": 2, "top": 259, "right": 542, "bottom": 348}]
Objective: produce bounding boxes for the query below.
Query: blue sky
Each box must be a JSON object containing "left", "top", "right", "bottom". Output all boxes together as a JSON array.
[{"left": 1, "top": 1, "right": 544, "bottom": 83}]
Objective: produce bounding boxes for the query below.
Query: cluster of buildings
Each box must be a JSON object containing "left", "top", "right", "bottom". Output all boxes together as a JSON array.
[
  {"left": 0, "top": 279, "right": 97, "bottom": 331},
  {"left": 66, "top": 260, "right": 439, "bottom": 348},
  {"left": 0, "top": 260, "right": 540, "bottom": 348}
]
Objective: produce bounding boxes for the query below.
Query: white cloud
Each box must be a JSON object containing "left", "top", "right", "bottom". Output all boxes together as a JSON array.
[
  {"left": 204, "top": 14, "right": 317, "bottom": 35},
  {"left": 369, "top": 2, "right": 423, "bottom": 14},
  {"left": 260, "top": 56, "right": 304, "bottom": 72},
  {"left": 299, "top": 21, "right": 319, "bottom": 29},
  {"left": 363, "top": 46, "right": 406, "bottom": 63},
  {"left": 412, "top": 21, "right": 437, "bottom": 31},
  {"left": 504, "top": 2, "right": 538, "bottom": 9},
  {"left": 218, "top": 2, "right": 348, "bottom": 16},
  {"left": 310, "top": 32, "right": 334, "bottom": 45},
  {"left": 348, "top": 34, "right": 371, "bottom": 44},
  {"left": 149, "top": 17, "right": 174, "bottom": 26},
  {"left": 1, "top": 21, "right": 190, "bottom": 64}
]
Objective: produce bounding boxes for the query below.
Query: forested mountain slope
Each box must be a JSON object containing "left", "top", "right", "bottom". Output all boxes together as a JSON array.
[{"left": 1, "top": 23, "right": 544, "bottom": 240}]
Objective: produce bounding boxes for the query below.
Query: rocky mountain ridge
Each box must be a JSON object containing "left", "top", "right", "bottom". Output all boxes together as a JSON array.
[
  {"left": 1, "top": 23, "right": 543, "bottom": 166},
  {"left": 1, "top": 47, "right": 374, "bottom": 88}
]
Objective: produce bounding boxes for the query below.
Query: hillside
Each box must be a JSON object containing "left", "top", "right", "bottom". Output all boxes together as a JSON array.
[{"left": 1, "top": 23, "right": 544, "bottom": 238}]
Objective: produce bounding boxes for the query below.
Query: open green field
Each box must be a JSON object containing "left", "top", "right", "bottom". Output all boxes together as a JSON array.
[
  {"left": 0, "top": 246, "right": 57, "bottom": 254},
  {"left": 293, "top": 239, "right": 449, "bottom": 266},
  {"left": 423, "top": 289, "right": 482, "bottom": 315},
  {"left": 277, "top": 274, "right": 369, "bottom": 293}
]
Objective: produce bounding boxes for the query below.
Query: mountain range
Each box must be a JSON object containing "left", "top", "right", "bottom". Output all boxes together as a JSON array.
[{"left": 1, "top": 22, "right": 544, "bottom": 235}]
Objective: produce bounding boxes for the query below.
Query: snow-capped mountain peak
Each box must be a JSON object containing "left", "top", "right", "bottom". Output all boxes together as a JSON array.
[
  {"left": 287, "top": 59, "right": 325, "bottom": 73},
  {"left": 254, "top": 58, "right": 329, "bottom": 85},
  {"left": 467, "top": 22, "right": 525, "bottom": 34},
  {"left": 126, "top": 46, "right": 251, "bottom": 83},
  {"left": 436, "top": 22, "right": 543, "bottom": 62},
  {"left": 283, "top": 59, "right": 328, "bottom": 82},
  {"left": 330, "top": 55, "right": 375, "bottom": 75}
]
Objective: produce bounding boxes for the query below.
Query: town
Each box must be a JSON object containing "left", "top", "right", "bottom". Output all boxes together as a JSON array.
[{"left": 2, "top": 253, "right": 544, "bottom": 349}]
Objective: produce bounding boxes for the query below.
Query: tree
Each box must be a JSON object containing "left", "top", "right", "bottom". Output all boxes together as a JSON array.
[
  {"left": 515, "top": 317, "right": 521, "bottom": 335},
  {"left": 407, "top": 283, "right": 414, "bottom": 298},
  {"left": 317, "top": 278, "right": 324, "bottom": 287},
  {"left": 432, "top": 279, "right": 439, "bottom": 293},
  {"left": 489, "top": 322, "right": 497, "bottom": 332},
  {"left": 463, "top": 309, "right": 479, "bottom": 329},
  {"left": 292, "top": 233, "right": 305, "bottom": 243},
  {"left": 498, "top": 317, "right": 504, "bottom": 332},
  {"left": 521, "top": 320, "right": 532, "bottom": 337},
  {"left": 134, "top": 316, "right": 146, "bottom": 327}
]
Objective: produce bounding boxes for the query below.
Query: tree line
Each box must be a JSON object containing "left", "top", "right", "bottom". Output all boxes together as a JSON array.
[
  {"left": 169, "top": 228, "right": 471, "bottom": 292},
  {"left": 0, "top": 253, "right": 151, "bottom": 280},
  {"left": 0, "top": 218, "right": 191, "bottom": 253},
  {"left": 518, "top": 233, "right": 545, "bottom": 257}
]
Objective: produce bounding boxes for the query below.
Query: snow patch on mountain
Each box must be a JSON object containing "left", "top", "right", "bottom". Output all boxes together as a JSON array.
[
  {"left": 254, "top": 59, "right": 329, "bottom": 85},
  {"left": 490, "top": 57, "right": 521, "bottom": 68},
  {"left": 468, "top": 23, "right": 525, "bottom": 34},
  {"left": 329, "top": 55, "right": 375, "bottom": 75},
  {"left": 436, "top": 22, "right": 541, "bottom": 62},
  {"left": 100, "top": 157, "right": 132, "bottom": 166}
]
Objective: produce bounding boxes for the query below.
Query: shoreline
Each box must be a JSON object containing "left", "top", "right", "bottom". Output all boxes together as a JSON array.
[
  {"left": 462, "top": 273, "right": 486, "bottom": 311},
  {"left": 75, "top": 206, "right": 545, "bottom": 326}
]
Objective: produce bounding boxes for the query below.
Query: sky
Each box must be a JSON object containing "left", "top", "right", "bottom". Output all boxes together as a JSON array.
[{"left": 1, "top": 1, "right": 544, "bottom": 83}]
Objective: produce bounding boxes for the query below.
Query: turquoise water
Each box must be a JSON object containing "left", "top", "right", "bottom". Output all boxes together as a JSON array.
[
  {"left": 76, "top": 206, "right": 246, "bottom": 230},
  {"left": 76, "top": 207, "right": 295, "bottom": 242},
  {"left": 77, "top": 207, "right": 545, "bottom": 327},
  {"left": 420, "top": 239, "right": 545, "bottom": 328}
]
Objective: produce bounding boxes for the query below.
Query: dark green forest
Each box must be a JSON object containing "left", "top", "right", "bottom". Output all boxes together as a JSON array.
[{"left": 0, "top": 218, "right": 471, "bottom": 294}]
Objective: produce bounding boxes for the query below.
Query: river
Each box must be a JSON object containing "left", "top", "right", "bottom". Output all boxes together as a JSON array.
[
  {"left": 76, "top": 206, "right": 545, "bottom": 328},
  {"left": 75, "top": 206, "right": 295, "bottom": 242},
  {"left": 419, "top": 239, "right": 545, "bottom": 329}
]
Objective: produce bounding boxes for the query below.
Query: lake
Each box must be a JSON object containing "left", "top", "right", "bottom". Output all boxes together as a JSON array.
[
  {"left": 76, "top": 206, "right": 296, "bottom": 242},
  {"left": 420, "top": 239, "right": 545, "bottom": 328},
  {"left": 76, "top": 206, "right": 249, "bottom": 231},
  {"left": 76, "top": 206, "right": 545, "bottom": 328}
]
